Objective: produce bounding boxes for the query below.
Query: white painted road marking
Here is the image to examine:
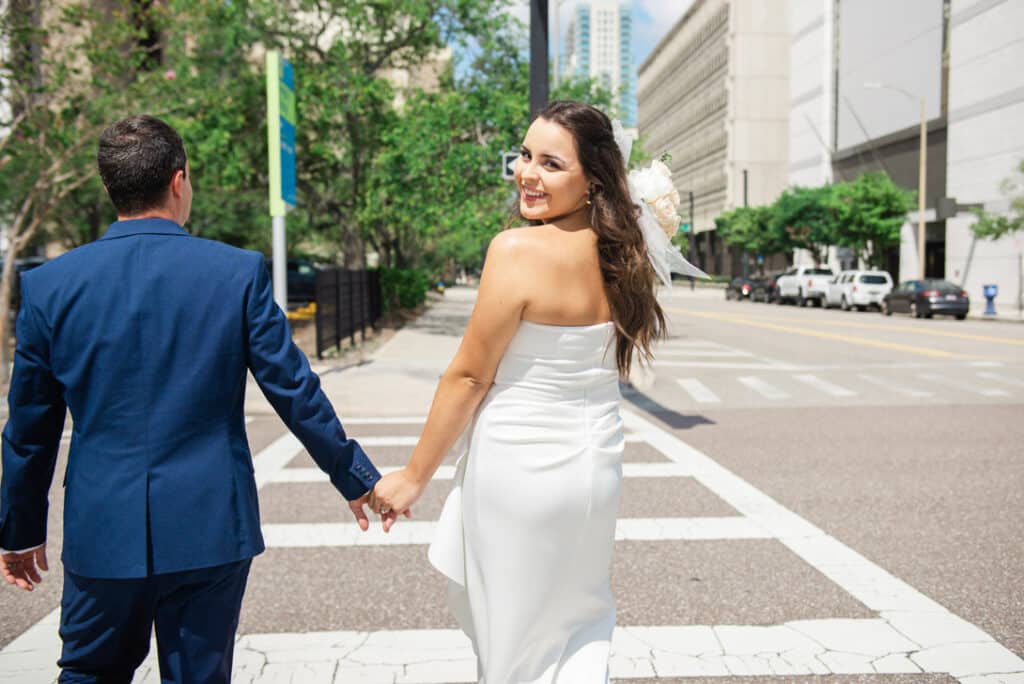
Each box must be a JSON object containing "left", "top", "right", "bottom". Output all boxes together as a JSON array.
[
  {"left": 657, "top": 349, "right": 755, "bottom": 358},
  {"left": 271, "top": 461, "right": 693, "bottom": 484},
  {"left": 737, "top": 375, "right": 790, "bottom": 399},
  {"left": 793, "top": 373, "right": 857, "bottom": 398},
  {"left": 856, "top": 373, "right": 933, "bottom": 398},
  {"left": 676, "top": 378, "right": 722, "bottom": 403},
  {"left": 976, "top": 371, "right": 1024, "bottom": 389},
  {"left": 918, "top": 372, "right": 1011, "bottom": 397},
  {"left": 260, "top": 516, "right": 772, "bottom": 547}
]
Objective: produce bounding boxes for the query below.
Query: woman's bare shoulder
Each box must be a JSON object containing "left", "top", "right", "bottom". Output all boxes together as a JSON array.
[{"left": 488, "top": 225, "right": 556, "bottom": 257}]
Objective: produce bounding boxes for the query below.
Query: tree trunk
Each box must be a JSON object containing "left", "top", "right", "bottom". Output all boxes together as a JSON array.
[{"left": 0, "top": 241, "right": 22, "bottom": 386}]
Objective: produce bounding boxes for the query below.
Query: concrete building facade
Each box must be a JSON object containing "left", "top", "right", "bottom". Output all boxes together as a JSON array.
[
  {"left": 785, "top": 0, "right": 1022, "bottom": 312},
  {"left": 638, "top": 0, "right": 789, "bottom": 276},
  {"left": 563, "top": 1, "right": 638, "bottom": 128},
  {"left": 944, "top": 0, "right": 1024, "bottom": 315}
]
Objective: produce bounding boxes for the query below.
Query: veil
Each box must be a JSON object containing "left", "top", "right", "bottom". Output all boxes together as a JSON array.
[{"left": 612, "top": 120, "right": 709, "bottom": 285}]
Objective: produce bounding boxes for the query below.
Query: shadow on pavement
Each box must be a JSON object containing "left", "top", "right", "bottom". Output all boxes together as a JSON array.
[{"left": 621, "top": 384, "right": 716, "bottom": 430}]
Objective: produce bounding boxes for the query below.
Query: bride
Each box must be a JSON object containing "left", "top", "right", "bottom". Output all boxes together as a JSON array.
[{"left": 369, "top": 100, "right": 701, "bottom": 683}]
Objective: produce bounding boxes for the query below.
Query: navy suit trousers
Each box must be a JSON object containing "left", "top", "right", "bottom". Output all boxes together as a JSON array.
[{"left": 57, "top": 559, "right": 251, "bottom": 684}]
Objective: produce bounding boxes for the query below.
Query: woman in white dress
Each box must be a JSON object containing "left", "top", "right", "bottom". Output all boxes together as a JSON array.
[{"left": 368, "top": 101, "right": 669, "bottom": 683}]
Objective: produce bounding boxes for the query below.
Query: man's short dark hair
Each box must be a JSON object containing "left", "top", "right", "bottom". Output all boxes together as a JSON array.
[{"left": 97, "top": 115, "right": 188, "bottom": 216}]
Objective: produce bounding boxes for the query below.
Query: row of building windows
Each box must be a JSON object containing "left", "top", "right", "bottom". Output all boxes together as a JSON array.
[
  {"left": 639, "top": 48, "right": 728, "bottom": 128},
  {"left": 640, "top": 5, "right": 728, "bottom": 98}
]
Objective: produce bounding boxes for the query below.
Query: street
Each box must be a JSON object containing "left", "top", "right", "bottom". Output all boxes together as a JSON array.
[{"left": 1, "top": 286, "right": 1022, "bottom": 683}]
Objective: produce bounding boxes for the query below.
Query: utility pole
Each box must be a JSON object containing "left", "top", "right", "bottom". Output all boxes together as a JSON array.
[
  {"left": 530, "top": 0, "right": 550, "bottom": 118},
  {"left": 741, "top": 169, "right": 749, "bottom": 279},
  {"left": 688, "top": 191, "right": 696, "bottom": 291}
]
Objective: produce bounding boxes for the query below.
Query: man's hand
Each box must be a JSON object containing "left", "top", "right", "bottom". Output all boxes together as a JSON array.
[
  {"left": 348, "top": 493, "right": 372, "bottom": 531},
  {"left": 368, "top": 469, "right": 421, "bottom": 533},
  {"left": 2, "top": 545, "right": 48, "bottom": 592}
]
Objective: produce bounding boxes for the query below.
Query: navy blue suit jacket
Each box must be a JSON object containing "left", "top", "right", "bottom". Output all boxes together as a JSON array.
[{"left": 0, "top": 218, "right": 380, "bottom": 578}]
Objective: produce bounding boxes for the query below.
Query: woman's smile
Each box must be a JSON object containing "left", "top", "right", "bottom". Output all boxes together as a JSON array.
[{"left": 520, "top": 186, "right": 548, "bottom": 202}]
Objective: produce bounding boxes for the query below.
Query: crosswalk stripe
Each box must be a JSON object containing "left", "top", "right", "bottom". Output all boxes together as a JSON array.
[
  {"left": 356, "top": 434, "right": 647, "bottom": 446},
  {"left": 657, "top": 349, "right": 754, "bottom": 358},
  {"left": 856, "top": 373, "right": 933, "bottom": 398},
  {"left": 918, "top": 372, "right": 1011, "bottom": 397},
  {"left": 737, "top": 376, "right": 790, "bottom": 399},
  {"left": 260, "top": 517, "right": 771, "bottom": 547},
  {"left": 659, "top": 339, "right": 728, "bottom": 349},
  {"left": 793, "top": 374, "right": 857, "bottom": 398},
  {"left": 976, "top": 371, "right": 1024, "bottom": 388},
  {"left": 341, "top": 416, "right": 427, "bottom": 424},
  {"left": 269, "top": 462, "right": 693, "bottom": 484},
  {"left": 676, "top": 378, "right": 721, "bottom": 403},
  {"left": 207, "top": 618, "right": 987, "bottom": 682}
]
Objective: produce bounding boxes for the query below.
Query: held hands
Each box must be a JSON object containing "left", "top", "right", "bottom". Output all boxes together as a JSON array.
[
  {"left": 1, "top": 545, "right": 48, "bottom": 592},
  {"left": 368, "top": 468, "right": 426, "bottom": 533}
]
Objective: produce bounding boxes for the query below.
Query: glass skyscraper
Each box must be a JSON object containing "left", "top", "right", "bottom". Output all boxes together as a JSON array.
[{"left": 562, "top": 1, "right": 637, "bottom": 128}]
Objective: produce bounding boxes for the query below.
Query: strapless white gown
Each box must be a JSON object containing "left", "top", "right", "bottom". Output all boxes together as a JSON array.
[{"left": 429, "top": 320, "right": 625, "bottom": 683}]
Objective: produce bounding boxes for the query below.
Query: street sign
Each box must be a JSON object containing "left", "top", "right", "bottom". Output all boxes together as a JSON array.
[
  {"left": 680, "top": 223, "right": 690, "bottom": 233},
  {"left": 267, "top": 51, "right": 297, "bottom": 215},
  {"left": 502, "top": 151, "right": 518, "bottom": 181}
]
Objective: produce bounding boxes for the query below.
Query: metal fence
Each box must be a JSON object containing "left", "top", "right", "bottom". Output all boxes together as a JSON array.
[{"left": 314, "top": 268, "right": 382, "bottom": 359}]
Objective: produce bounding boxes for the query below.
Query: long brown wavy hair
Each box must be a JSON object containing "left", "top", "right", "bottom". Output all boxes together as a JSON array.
[{"left": 512, "top": 100, "right": 666, "bottom": 378}]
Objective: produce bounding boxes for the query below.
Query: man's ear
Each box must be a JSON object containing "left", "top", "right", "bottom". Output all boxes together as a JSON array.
[{"left": 169, "top": 169, "right": 185, "bottom": 198}]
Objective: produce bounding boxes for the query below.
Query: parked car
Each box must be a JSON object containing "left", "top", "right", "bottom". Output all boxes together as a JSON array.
[
  {"left": 750, "top": 273, "right": 781, "bottom": 303},
  {"left": 725, "top": 276, "right": 755, "bottom": 301},
  {"left": 824, "top": 270, "right": 893, "bottom": 311},
  {"left": 882, "top": 279, "right": 969, "bottom": 319},
  {"left": 775, "top": 265, "right": 835, "bottom": 307},
  {"left": 264, "top": 258, "right": 320, "bottom": 303}
]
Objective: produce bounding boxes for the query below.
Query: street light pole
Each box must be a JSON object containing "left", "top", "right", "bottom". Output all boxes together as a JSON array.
[
  {"left": 865, "top": 82, "right": 928, "bottom": 279},
  {"left": 917, "top": 96, "right": 927, "bottom": 280},
  {"left": 530, "top": 0, "right": 550, "bottom": 118}
]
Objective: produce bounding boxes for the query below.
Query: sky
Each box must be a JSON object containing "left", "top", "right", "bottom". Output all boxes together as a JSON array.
[{"left": 503, "top": 0, "right": 696, "bottom": 67}]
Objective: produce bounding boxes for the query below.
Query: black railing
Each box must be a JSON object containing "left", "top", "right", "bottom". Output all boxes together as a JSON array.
[{"left": 314, "top": 268, "right": 382, "bottom": 359}]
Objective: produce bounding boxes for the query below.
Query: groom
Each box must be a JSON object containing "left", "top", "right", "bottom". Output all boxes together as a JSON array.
[{"left": 0, "top": 115, "right": 381, "bottom": 682}]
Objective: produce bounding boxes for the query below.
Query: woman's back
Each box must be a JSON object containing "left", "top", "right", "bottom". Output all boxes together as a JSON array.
[{"left": 509, "top": 223, "right": 612, "bottom": 328}]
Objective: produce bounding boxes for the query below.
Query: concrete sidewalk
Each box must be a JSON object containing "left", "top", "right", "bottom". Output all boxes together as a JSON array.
[{"left": 245, "top": 288, "right": 474, "bottom": 420}]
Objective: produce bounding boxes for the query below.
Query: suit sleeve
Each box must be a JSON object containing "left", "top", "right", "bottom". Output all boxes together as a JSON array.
[
  {"left": 0, "top": 275, "right": 67, "bottom": 550},
  {"left": 244, "top": 256, "right": 380, "bottom": 499}
]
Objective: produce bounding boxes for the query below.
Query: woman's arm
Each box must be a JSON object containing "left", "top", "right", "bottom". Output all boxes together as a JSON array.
[{"left": 369, "top": 231, "right": 531, "bottom": 529}]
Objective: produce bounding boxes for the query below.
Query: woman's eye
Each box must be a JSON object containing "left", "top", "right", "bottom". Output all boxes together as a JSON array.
[
  {"left": 520, "top": 150, "right": 530, "bottom": 160},
  {"left": 544, "top": 161, "right": 560, "bottom": 169}
]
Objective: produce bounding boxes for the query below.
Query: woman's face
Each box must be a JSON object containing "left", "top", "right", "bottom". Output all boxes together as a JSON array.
[{"left": 514, "top": 117, "right": 590, "bottom": 222}]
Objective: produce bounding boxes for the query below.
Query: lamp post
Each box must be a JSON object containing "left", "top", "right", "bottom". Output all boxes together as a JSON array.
[
  {"left": 865, "top": 82, "right": 927, "bottom": 279},
  {"left": 530, "top": 0, "right": 550, "bottom": 118}
]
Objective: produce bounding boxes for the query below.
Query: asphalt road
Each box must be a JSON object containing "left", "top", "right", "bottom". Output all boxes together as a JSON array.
[{"left": 0, "top": 286, "right": 1021, "bottom": 683}]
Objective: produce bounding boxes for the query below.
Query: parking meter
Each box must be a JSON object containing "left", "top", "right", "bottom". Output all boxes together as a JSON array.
[{"left": 983, "top": 284, "right": 998, "bottom": 316}]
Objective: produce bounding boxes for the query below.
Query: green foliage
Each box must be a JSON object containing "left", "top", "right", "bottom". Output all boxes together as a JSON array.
[
  {"left": 710, "top": 171, "right": 914, "bottom": 269},
  {"left": 771, "top": 185, "right": 840, "bottom": 264},
  {"left": 714, "top": 205, "right": 782, "bottom": 262},
  {"left": 828, "top": 171, "right": 914, "bottom": 267},
  {"left": 971, "top": 159, "right": 1024, "bottom": 240},
  {"left": 378, "top": 267, "right": 431, "bottom": 312}
]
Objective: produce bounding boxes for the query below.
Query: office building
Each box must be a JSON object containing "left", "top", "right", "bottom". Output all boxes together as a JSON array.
[{"left": 563, "top": 1, "right": 638, "bottom": 128}]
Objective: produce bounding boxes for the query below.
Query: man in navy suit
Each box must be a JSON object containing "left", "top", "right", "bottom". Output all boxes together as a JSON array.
[{"left": 0, "top": 115, "right": 382, "bottom": 682}]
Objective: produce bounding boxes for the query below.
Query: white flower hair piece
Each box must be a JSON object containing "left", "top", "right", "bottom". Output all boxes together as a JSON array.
[{"left": 612, "top": 120, "right": 708, "bottom": 287}]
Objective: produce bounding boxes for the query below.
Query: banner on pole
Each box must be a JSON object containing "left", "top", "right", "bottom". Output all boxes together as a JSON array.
[{"left": 266, "top": 51, "right": 297, "bottom": 216}]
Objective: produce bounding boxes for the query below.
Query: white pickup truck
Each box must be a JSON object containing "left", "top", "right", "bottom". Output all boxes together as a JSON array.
[{"left": 775, "top": 265, "right": 835, "bottom": 307}]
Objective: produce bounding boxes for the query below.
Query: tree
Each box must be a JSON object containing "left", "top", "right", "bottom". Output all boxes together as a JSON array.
[
  {"left": 254, "top": 0, "right": 507, "bottom": 267},
  {"left": 771, "top": 185, "right": 840, "bottom": 265},
  {"left": 971, "top": 159, "right": 1024, "bottom": 240},
  {"left": 357, "top": 22, "right": 618, "bottom": 273},
  {"left": 828, "top": 171, "right": 914, "bottom": 268},
  {"left": 0, "top": 2, "right": 177, "bottom": 382},
  {"left": 715, "top": 205, "right": 789, "bottom": 272}
]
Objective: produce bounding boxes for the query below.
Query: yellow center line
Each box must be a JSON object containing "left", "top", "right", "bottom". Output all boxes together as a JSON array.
[
  {"left": 667, "top": 308, "right": 957, "bottom": 358},
  {"left": 707, "top": 313, "right": 1024, "bottom": 346}
]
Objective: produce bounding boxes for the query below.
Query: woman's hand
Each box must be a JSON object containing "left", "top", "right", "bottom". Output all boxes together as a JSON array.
[{"left": 368, "top": 469, "right": 425, "bottom": 532}]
